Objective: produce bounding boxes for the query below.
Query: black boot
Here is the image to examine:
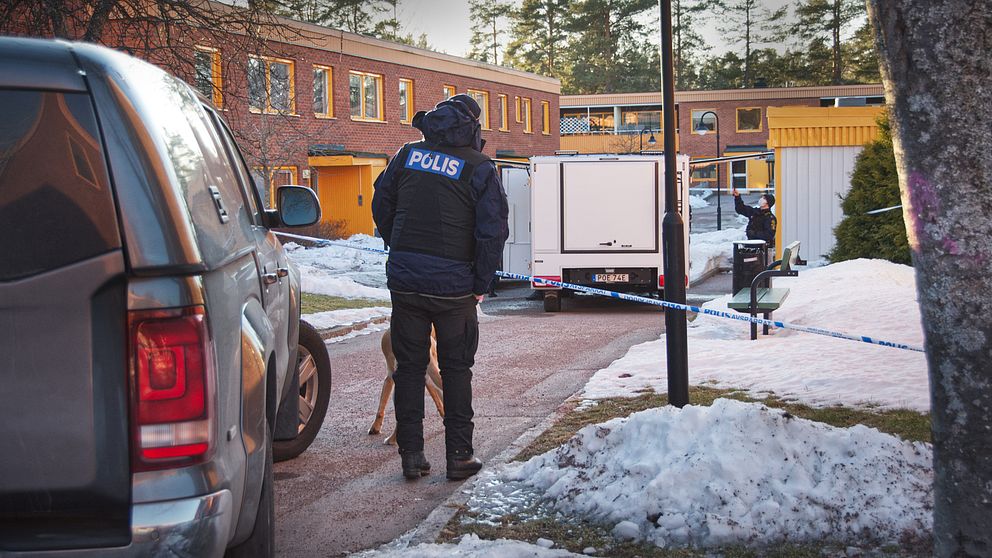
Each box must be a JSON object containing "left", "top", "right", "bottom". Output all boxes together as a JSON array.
[
  {"left": 446, "top": 454, "right": 483, "bottom": 480},
  {"left": 401, "top": 451, "right": 431, "bottom": 480}
]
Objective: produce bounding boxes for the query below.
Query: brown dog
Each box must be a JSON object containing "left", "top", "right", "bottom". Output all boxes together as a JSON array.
[{"left": 368, "top": 327, "right": 444, "bottom": 445}]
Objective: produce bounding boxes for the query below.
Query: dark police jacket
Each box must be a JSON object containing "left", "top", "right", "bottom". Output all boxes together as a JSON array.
[
  {"left": 734, "top": 195, "right": 777, "bottom": 247},
  {"left": 372, "top": 101, "right": 509, "bottom": 297}
]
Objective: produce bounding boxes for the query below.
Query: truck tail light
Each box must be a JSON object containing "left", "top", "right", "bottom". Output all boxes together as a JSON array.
[
  {"left": 129, "top": 306, "right": 213, "bottom": 472},
  {"left": 532, "top": 275, "right": 561, "bottom": 289},
  {"left": 658, "top": 275, "right": 689, "bottom": 288}
]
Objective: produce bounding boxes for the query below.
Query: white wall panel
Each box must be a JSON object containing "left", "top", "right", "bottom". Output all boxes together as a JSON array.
[{"left": 780, "top": 146, "right": 861, "bottom": 261}]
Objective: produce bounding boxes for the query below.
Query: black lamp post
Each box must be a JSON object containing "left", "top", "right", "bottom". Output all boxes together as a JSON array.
[
  {"left": 695, "top": 110, "right": 722, "bottom": 230},
  {"left": 639, "top": 126, "right": 658, "bottom": 152},
  {"left": 659, "top": 0, "right": 689, "bottom": 408}
]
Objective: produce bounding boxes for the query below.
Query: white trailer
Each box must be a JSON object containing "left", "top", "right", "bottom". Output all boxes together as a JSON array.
[
  {"left": 529, "top": 154, "right": 691, "bottom": 312},
  {"left": 499, "top": 165, "right": 532, "bottom": 277}
]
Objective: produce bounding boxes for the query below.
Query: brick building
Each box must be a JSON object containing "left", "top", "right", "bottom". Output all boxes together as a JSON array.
[
  {"left": 560, "top": 84, "right": 884, "bottom": 192},
  {"left": 41, "top": 5, "right": 561, "bottom": 236}
]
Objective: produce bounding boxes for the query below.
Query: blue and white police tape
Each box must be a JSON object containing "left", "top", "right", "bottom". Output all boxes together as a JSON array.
[
  {"left": 273, "top": 231, "right": 925, "bottom": 354},
  {"left": 275, "top": 231, "right": 390, "bottom": 255},
  {"left": 498, "top": 271, "right": 924, "bottom": 353}
]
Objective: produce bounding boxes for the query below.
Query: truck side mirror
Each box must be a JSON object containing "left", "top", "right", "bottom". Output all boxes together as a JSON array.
[{"left": 277, "top": 185, "right": 320, "bottom": 227}]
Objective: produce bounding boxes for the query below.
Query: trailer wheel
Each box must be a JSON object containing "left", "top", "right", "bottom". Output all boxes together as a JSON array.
[{"left": 543, "top": 292, "right": 561, "bottom": 312}]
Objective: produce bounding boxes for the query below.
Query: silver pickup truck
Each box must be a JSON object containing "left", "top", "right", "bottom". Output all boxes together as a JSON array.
[{"left": 0, "top": 38, "right": 329, "bottom": 557}]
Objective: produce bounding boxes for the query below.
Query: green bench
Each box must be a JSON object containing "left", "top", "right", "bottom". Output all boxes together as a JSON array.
[{"left": 727, "top": 241, "right": 801, "bottom": 340}]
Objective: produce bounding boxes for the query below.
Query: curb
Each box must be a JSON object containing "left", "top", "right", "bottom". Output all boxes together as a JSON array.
[
  {"left": 405, "top": 386, "right": 588, "bottom": 546},
  {"left": 313, "top": 316, "right": 391, "bottom": 341}
]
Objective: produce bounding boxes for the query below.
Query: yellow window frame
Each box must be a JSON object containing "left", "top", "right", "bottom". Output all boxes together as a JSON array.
[
  {"left": 349, "top": 70, "right": 385, "bottom": 122},
  {"left": 467, "top": 89, "right": 490, "bottom": 130},
  {"left": 194, "top": 45, "right": 223, "bottom": 108},
  {"left": 249, "top": 55, "right": 296, "bottom": 115},
  {"left": 443, "top": 84, "right": 456, "bottom": 99},
  {"left": 514, "top": 96, "right": 522, "bottom": 123},
  {"left": 522, "top": 97, "right": 532, "bottom": 133},
  {"left": 541, "top": 100, "right": 551, "bottom": 135},
  {"left": 736, "top": 107, "right": 763, "bottom": 133},
  {"left": 399, "top": 78, "right": 415, "bottom": 123},
  {"left": 313, "top": 64, "right": 334, "bottom": 118},
  {"left": 498, "top": 94, "right": 509, "bottom": 131}
]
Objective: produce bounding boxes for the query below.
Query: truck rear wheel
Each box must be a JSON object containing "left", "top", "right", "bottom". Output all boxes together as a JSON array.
[
  {"left": 543, "top": 292, "right": 561, "bottom": 312},
  {"left": 274, "top": 322, "right": 331, "bottom": 462}
]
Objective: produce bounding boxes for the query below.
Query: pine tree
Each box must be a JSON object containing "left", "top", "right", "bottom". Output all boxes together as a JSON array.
[
  {"left": 842, "top": 21, "right": 881, "bottom": 83},
  {"left": 324, "top": 0, "right": 388, "bottom": 35},
  {"left": 710, "top": 0, "right": 786, "bottom": 88},
  {"left": 505, "top": 0, "right": 571, "bottom": 78},
  {"left": 829, "top": 114, "right": 911, "bottom": 265},
  {"left": 671, "top": 0, "right": 711, "bottom": 89},
  {"left": 564, "top": 0, "right": 656, "bottom": 94},
  {"left": 792, "top": 0, "right": 863, "bottom": 84},
  {"left": 468, "top": 0, "right": 512, "bottom": 64}
]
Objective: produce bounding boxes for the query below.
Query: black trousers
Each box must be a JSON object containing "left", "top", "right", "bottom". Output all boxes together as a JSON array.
[{"left": 389, "top": 291, "right": 479, "bottom": 456}]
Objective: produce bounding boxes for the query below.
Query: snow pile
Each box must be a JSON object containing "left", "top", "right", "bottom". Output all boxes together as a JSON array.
[
  {"left": 350, "top": 533, "right": 586, "bottom": 557},
  {"left": 688, "top": 227, "right": 745, "bottom": 283},
  {"left": 688, "top": 195, "right": 709, "bottom": 209},
  {"left": 503, "top": 399, "right": 932, "bottom": 548},
  {"left": 583, "top": 259, "right": 929, "bottom": 411},
  {"left": 303, "top": 307, "right": 391, "bottom": 331},
  {"left": 286, "top": 234, "right": 390, "bottom": 300}
]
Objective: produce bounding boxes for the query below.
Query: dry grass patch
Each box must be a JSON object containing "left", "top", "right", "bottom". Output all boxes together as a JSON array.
[{"left": 300, "top": 292, "right": 389, "bottom": 315}]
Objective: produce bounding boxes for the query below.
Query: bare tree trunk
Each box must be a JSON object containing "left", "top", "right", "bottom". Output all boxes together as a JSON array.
[
  {"left": 868, "top": 2, "right": 992, "bottom": 556},
  {"left": 831, "top": 0, "right": 841, "bottom": 84}
]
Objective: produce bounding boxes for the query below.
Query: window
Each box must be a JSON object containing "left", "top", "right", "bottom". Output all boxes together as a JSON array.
[
  {"left": 521, "top": 97, "right": 532, "bottom": 133},
  {"left": 691, "top": 109, "right": 717, "bottom": 133},
  {"left": 443, "top": 84, "right": 455, "bottom": 98},
  {"left": 514, "top": 96, "right": 521, "bottom": 122},
  {"left": 541, "top": 101, "right": 550, "bottom": 135},
  {"left": 194, "top": 46, "right": 222, "bottom": 107},
  {"left": 0, "top": 90, "right": 119, "bottom": 280},
  {"left": 736, "top": 107, "right": 762, "bottom": 132},
  {"left": 248, "top": 56, "right": 295, "bottom": 113},
  {"left": 349, "top": 70, "right": 384, "bottom": 121},
  {"left": 467, "top": 89, "right": 490, "bottom": 129},
  {"left": 498, "top": 94, "right": 509, "bottom": 131},
  {"left": 313, "top": 65, "right": 333, "bottom": 118},
  {"left": 691, "top": 164, "right": 716, "bottom": 184},
  {"left": 588, "top": 110, "right": 615, "bottom": 132},
  {"left": 399, "top": 78, "right": 414, "bottom": 123},
  {"left": 731, "top": 160, "right": 748, "bottom": 188},
  {"left": 619, "top": 107, "right": 661, "bottom": 132}
]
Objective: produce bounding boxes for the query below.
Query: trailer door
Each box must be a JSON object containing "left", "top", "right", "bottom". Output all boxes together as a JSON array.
[{"left": 561, "top": 160, "right": 658, "bottom": 253}]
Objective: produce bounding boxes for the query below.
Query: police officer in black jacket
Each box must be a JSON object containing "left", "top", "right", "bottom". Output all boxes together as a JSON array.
[
  {"left": 372, "top": 94, "right": 509, "bottom": 481},
  {"left": 733, "top": 188, "right": 777, "bottom": 248}
]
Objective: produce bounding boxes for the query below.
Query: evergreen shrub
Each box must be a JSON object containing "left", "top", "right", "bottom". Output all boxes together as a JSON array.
[{"left": 829, "top": 114, "right": 912, "bottom": 265}]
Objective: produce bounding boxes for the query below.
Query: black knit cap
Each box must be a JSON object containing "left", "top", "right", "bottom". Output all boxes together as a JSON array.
[{"left": 762, "top": 193, "right": 776, "bottom": 208}]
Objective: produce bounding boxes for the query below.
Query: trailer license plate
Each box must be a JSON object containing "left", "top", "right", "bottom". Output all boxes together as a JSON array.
[{"left": 593, "top": 273, "right": 629, "bottom": 283}]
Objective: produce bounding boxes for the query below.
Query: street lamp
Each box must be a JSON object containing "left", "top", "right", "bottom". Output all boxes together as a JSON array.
[
  {"left": 694, "top": 110, "right": 722, "bottom": 230},
  {"left": 639, "top": 126, "right": 657, "bottom": 152},
  {"left": 659, "top": 0, "right": 689, "bottom": 408}
]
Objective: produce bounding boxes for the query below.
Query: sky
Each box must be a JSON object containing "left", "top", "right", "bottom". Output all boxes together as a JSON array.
[{"left": 396, "top": 0, "right": 801, "bottom": 60}]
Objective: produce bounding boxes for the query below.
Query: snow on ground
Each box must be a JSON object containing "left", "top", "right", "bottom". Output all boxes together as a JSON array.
[
  {"left": 351, "top": 534, "right": 586, "bottom": 557},
  {"left": 583, "top": 259, "right": 929, "bottom": 411},
  {"left": 688, "top": 227, "right": 745, "bottom": 283},
  {"left": 302, "top": 307, "right": 391, "bottom": 331},
  {"left": 472, "top": 399, "right": 931, "bottom": 549},
  {"left": 688, "top": 194, "right": 709, "bottom": 209},
  {"left": 286, "top": 235, "right": 390, "bottom": 300}
]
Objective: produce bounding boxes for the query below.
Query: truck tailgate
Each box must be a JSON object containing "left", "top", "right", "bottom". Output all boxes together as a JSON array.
[{"left": 0, "top": 87, "right": 131, "bottom": 551}]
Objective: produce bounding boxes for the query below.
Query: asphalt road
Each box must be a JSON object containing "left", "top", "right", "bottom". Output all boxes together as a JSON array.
[{"left": 273, "top": 283, "right": 665, "bottom": 556}]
